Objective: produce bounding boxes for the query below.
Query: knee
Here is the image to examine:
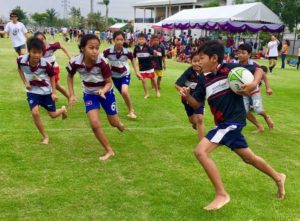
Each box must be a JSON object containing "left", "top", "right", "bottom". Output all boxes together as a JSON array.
[
  {"left": 90, "top": 120, "right": 101, "bottom": 132},
  {"left": 241, "top": 155, "right": 257, "bottom": 164},
  {"left": 109, "top": 120, "right": 120, "bottom": 128},
  {"left": 194, "top": 146, "right": 207, "bottom": 160},
  {"left": 194, "top": 117, "right": 204, "bottom": 126},
  {"left": 31, "top": 109, "right": 40, "bottom": 117}
]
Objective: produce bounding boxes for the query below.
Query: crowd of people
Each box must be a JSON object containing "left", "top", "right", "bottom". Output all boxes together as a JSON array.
[{"left": 3, "top": 11, "right": 293, "bottom": 211}]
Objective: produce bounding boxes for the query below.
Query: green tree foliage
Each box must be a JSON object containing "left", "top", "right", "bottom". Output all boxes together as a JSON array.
[
  {"left": 10, "top": 6, "right": 28, "bottom": 24},
  {"left": 203, "top": 0, "right": 220, "bottom": 7},
  {"left": 46, "top": 8, "right": 58, "bottom": 27},
  {"left": 31, "top": 13, "right": 48, "bottom": 25},
  {"left": 69, "top": 7, "right": 83, "bottom": 28},
  {"left": 87, "top": 12, "right": 105, "bottom": 30}
]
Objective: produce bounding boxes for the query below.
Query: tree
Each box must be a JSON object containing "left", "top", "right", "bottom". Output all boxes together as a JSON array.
[
  {"left": 203, "top": 0, "right": 220, "bottom": 7},
  {"left": 69, "top": 7, "right": 83, "bottom": 27},
  {"left": 10, "top": 6, "right": 28, "bottom": 24},
  {"left": 87, "top": 12, "right": 105, "bottom": 30},
  {"left": 98, "top": 0, "right": 109, "bottom": 30},
  {"left": 31, "top": 12, "right": 48, "bottom": 26},
  {"left": 46, "top": 8, "right": 58, "bottom": 27}
]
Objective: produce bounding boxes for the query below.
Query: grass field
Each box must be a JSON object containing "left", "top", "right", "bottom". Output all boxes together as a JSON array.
[{"left": 0, "top": 36, "right": 300, "bottom": 221}]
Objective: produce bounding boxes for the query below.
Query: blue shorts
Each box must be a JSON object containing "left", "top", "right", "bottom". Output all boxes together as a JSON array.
[
  {"left": 14, "top": 44, "right": 26, "bottom": 53},
  {"left": 112, "top": 75, "right": 131, "bottom": 94},
  {"left": 83, "top": 89, "right": 118, "bottom": 115},
  {"left": 206, "top": 122, "right": 248, "bottom": 150},
  {"left": 27, "top": 93, "right": 56, "bottom": 112},
  {"left": 183, "top": 102, "right": 204, "bottom": 117}
]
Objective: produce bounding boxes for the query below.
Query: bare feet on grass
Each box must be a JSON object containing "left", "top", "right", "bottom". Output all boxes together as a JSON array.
[
  {"left": 203, "top": 193, "right": 230, "bottom": 211},
  {"left": 156, "top": 91, "right": 161, "bottom": 97},
  {"left": 252, "top": 126, "right": 264, "bottom": 133},
  {"left": 265, "top": 116, "right": 274, "bottom": 129},
  {"left": 99, "top": 150, "right": 115, "bottom": 161},
  {"left": 61, "top": 106, "right": 68, "bottom": 120},
  {"left": 41, "top": 136, "right": 49, "bottom": 145},
  {"left": 276, "top": 173, "right": 286, "bottom": 200},
  {"left": 117, "top": 122, "right": 125, "bottom": 132},
  {"left": 144, "top": 94, "right": 150, "bottom": 99},
  {"left": 127, "top": 112, "right": 137, "bottom": 119}
]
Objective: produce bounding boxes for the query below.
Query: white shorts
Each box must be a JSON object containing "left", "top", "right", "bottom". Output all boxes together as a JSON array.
[{"left": 243, "top": 92, "right": 264, "bottom": 114}]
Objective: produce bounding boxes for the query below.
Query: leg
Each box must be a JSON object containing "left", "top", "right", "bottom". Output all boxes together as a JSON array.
[
  {"left": 19, "top": 48, "right": 26, "bottom": 56},
  {"left": 150, "top": 78, "right": 160, "bottom": 97},
  {"left": 31, "top": 106, "right": 49, "bottom": 144},
  {"left": 48, "top": 106, "right": 67, "bottom": 120},
  {"left": 141, "top": 79, "right": 150, "bottom": 99},
  {"left": 87, "top": 109, "right": 115, "bottom": 161},
  {"left": 121, "top": 84, "right": 136, "bottom": 118},
  {"left": 246, "top": 112, "right": 264, "bottom": 132},
  {"left": 107, "top": 114, "right": 125, "bottom": 132},
  {"left": 157, "top": 76, "right": 162, "bottom": 90},
  {"left": 193, "top": 114, "right": 205, "bottom": 141},
  {"left": 194, "top": 138, "right": 230, "bottom": 210},
  {"left": 56, "top": 82, "right": 69, "bottom": 99},
  {"left": 234, "top": 148, "right": 286, "bottom": 199},
  {"left": 258, "top": 111, "right": 274, "bottom": 129}
]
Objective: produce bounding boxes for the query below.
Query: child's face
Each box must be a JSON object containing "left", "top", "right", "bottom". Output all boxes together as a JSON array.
[
  {"left": 191, "top": 55, "right": 201, "bottom": 72},
  {"left": 152, "top": 38, "right": 159, "bottom": 45},
  {"left": 237, "top": 49, "right": 250, "bottom": 63},
  {"left": 29, "top": 49, "right": 43, "bottom": 64},
  {"left": 138, "top": 37, "right": 146, "bottom": 45},
  {"left": 81, "top": 39, "right": 100, "bottom": 62},
  {"left": 198, "top": 52, "right": 217, "bottom": 73},
  {"left": 114, "top": 34, "right": 124, "bottom": 48}
]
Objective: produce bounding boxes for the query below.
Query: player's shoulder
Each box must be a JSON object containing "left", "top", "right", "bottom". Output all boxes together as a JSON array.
[
  {"left": 70, "top": 53, "right": 83, "bottom": 64},
  {"left": 17, "top": 54, "right": 28, "bottom": 64}
]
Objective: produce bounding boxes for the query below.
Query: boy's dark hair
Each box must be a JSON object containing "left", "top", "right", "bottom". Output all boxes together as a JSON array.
[
  {"left": 78, "top": 34, "right": 100, "bottom": 53},
  {"left": 34, "top": 31, "right": 46, "bottom": 40},
  {"left": 238, "top": 43, "right": 252, "bottom": 54},
  {"left": 151, "top": 35, "right": 159, "bottom": 40},
  {"left": 190, "top": 51, "right": 199, "bottom": 60},
  {"left": 10, "top": 11, "right": 18, "bottom": 18},
  {"left": 197, "top": 40, "right": 224, "bottom": 64},
  {"left": 260, "top": 65, "right": 268, "bottom": 73},
  {"left": 113, "top": 30, "right": 125, "bottom": 40},
  {"left": 137, "top": 33, "right": 146, "bottom": 39},
  {"left": 27, "top": 37, "right": 44, "bottom": 51}
]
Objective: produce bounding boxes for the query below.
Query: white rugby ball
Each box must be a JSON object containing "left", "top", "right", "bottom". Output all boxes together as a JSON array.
[{"left": 228, "top": 67, "right": 254, "bottom": 93}]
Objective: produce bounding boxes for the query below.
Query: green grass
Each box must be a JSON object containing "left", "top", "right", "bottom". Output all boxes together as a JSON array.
[{"left": 0, "top": 36, "right": 300, "bottom": 221}]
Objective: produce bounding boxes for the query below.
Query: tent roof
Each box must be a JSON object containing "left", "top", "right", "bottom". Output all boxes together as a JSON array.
[
  {"left": 162, "top": 2, "right": 283, "bottom": 25},
  {"left": 133, "top": 0, "right": 198, "bottom": 7},
  {"left": 109, "top": 23, "right": 128, "bottom": 30}
]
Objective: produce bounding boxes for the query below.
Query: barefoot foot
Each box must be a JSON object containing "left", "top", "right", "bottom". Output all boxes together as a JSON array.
[
  {"left": 117, "top": 122, "right": 125, "bottom": 132},
  {"left": 127, "top": 112, "right": 137, "bottom": 119},
  {"left": 41, "top": 136, "right": 49, "bottom": 145},
  {"left": 99, "top": 151, "right": 115, "bottom": 161},
  {"left": 276, "top": 173, "right": 286, "bottom": 200},
  {"left": 156, "top": 91, "right": 161, "bottom": 97},
  {"left": 252, "top": 126, "right": 264, "bottom": 133},
  {"left": 203, "top": 194, "right": 230, "bottom": 211},
  {"left": 61, "top": 106, "right": 68, "bottom": 120},
  {"left": 144, "top": 94, "right": 150, "bottom": 99},
  {"left": 265, "top": 116, "right": 274, "bottom": 129}
]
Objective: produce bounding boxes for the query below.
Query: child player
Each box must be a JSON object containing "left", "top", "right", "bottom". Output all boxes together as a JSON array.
[
  {"left": 181, "top": 40, "right": 286, "bottom": 211},
  {"left": 175, "top": 52, "right": 205, "bottom": 140},
  {"left": 103, "top": 30, "right": 141, "bottom": 119},
  {"left": 17, "top": 37, "right": 67, "bottom": 144},
  {"left": 237, "top": 43, "right": 274, "bottom": 132},
  {"left": 151, "top": 35, "right": 166, "bottom": 90},
  {"left": 34, "top": 32, "right": 72, "bottom": 100},
  {"left": 133, "top": 33, "right": 160, "bottom": 99},
  {"left": 67, "top": 34, "right": 125, "bottom": 161}
]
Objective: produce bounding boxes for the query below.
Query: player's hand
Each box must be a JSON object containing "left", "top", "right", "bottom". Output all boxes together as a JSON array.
[
  {"left": 136, "top": 74, "right": 142, "bottom": 80},
  {"left": 238, "top": 82, "right": 256, "bottom": 95},
  {"left": 51, "top": 93, "right": 58, "bottom": 102},
  {"left": 266, "top": 88, "right": 273, "bottom": 95},
  {"left": 68, "top": 95, "right": 77, "bottom": 109},
  {"left": 98, "top": 90, "right": 106, "bottom": 99},
  {"left": 25, "top": 82, "right": 31, "bottom": 90},
  {"left": 180, "top": 87, "right": 190, "bottom": 97}
]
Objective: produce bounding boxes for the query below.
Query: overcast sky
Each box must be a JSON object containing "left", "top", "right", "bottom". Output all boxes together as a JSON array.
[{"left": 0, "top": 0, "right": 143, "bottom": 20}]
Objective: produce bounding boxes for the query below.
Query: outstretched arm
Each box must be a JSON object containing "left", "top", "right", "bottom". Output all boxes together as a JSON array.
[
  {"left": 60, "top": 44, "right": 72, "bottom": 60},
  {"left": 181, "top": 87, "right": 202, "bottom": 109}
]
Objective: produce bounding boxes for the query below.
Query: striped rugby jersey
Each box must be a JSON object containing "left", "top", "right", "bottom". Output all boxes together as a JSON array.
[
  {"left": 43, "top": 42, "right": 61, "bottom": 66},
  {"left": 103, "top": 46, "right": 133, "bottom": 79},
  {"left": 17, "top": 54, "right": 54, "bottom": 95},
  {"left": 133, "top": 44, "right": 154, "bottom": 71},
  {"left": 66, "top": 53, "right": 112, "bottom": 94}
]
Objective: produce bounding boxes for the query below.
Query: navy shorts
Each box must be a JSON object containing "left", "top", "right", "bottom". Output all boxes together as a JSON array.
[
  {"left": 183, "top": 102, "right": 204, "bottom": 117},
  {"left": 112, "top": 75, "right": 131, "bottom": 94},
  {"left": 206, "top": 122, "right": 248, "bottom": 150},
  {"left": 27, "top": 93, "right": 56, "bottom": 112},
  {"left": 14, "top": 44, "right": 26, "bottom": 53},
  {"left": 83, "top": 89, "right": 117, "bottom": 115}
]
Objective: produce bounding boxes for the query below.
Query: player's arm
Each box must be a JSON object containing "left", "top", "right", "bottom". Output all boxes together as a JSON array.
[
  {"left": 182, "top": 87, "right": 202, "bottom": 109},
  {"left": 262, "top": 72, "right": 272, "bottom": 95},
  {"left": 60, "top": 44, "right": 72, "bottom": 60},
  {"left": 130, "top": 58, "right": 142, "bottom": 80},
  {"left": 50, "top": 75, "right": 58, "bottom": 101},
  {"left": 67, "top": 73, "right": 76, "bottom": 108},
  {"left": 239, "top": 67, "right": 264, "bottom": 95},
  {"left": 98, "top": 77, "right": 113, "bottom": 99},
  {"left": 17, "top": 68, "right": 31, "bottom": 90},
  {"left": 162, "top": 49, "right": 166, "bottom": 70}
]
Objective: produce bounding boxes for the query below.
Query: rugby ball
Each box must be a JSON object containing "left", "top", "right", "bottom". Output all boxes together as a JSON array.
[{"left": 228, "top": 67, "right": 254, "bottom": 93}]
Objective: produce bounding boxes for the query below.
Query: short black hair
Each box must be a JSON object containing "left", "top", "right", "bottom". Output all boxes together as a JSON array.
[
  {"left": 137, "top": 33, "right": 146, "bottom": 39},
  {"left": 113, "top": 30, "right": 125, "bottom": 40},
  {"left": 190, "top": 51, "right": 199, "bottom": 60},
  {"left": 151, "top": 35, "right": 159, "bottom": 40},
  {"left": 34, "top": 31, "right": 46, "bottom": 40},
  {"left": 238, "top": 43, "right": 252, "bottom": 54},
  {"left": 260, "top": 65, "right": 268, "bottom": 73},
  {"left": 78, "top": 34, "right": 100, "bottom": 53},
  {"left": 27, "top": 37, "right": 44, "bottom": 51},
  {"left": 197, "top": 40, "right": 224, "bottom": 64},
  {"left": 10, "top": 11, "right": 18, "bottom": 18}
]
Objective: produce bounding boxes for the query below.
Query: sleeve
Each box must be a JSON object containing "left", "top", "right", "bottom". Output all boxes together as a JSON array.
[
  {"left": 192, "top": 78, "right": 206, "bottom": 104},
  {"left": 46, "top": 62, "right": 55, "bottom": 77},
  {"left": 21, "top": 23, "right": 28, "bottom": 34},
  {"left": 16, "top": 56, "right": 22, "bottom": 69},
  {"left": 161, "top": 46, "right": 166, "bottom": 58},
  {"left": 103, "top": 48, "right": 109, "bottom": 58},
  {"left": 133, "top": 47, "right": 137, "bottom": 58},
  {"left": 148, "top": 46, "right": 154, "bottom": 55},
  {"left": 175, "top": 68, "right": 190, "bottom": 86},
  {"left": 52, "top": 42, "right": 61, "bottom": 50},
  {"left": 127, "top": 51, "right": 134, "bottom": 60},
  {"left": 4, "top": 23, "right": 9, "bottom": 33},
  {"left": 66, "top": 57, "right": 77, "bottom": 76},
  {"left": 100, "top": 57, "right": 112, "bottom": 79}
]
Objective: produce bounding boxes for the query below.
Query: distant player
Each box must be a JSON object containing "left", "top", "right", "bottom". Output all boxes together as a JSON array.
[
  {"left": 67, "top": 34, "right": 125, "bottom": 161},
  {"left": 181, "top": 40, "right": 285, "bottom": 211},
  {"left": 237, "top": 43, "right": 274, "bottom": 132},
  {"left": 133, "top": 33, "right": 160, "bottom": 99},
  {"left": 34, "top": 31, "right": 72, "bottom": 100},
  {"left": 151, "top": 35, "right": 166, "bottom": 90},
  {"left": 266, "top": 35, "right": 279, "bottom": 73},
  {"left": 4, "top": 11, "right": 28, "bottom": 55},
  {"left": 175, "top": 52, "right": 205, "bottom": 140},
  {"left": 103, "top": 31, "right": 141, "bottom": 119},
  {"left": 17, "top": 37, "right": 67, "bottom": 144}
]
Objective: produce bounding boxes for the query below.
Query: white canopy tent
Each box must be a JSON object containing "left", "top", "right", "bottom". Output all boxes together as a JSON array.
[{"left": 109, "top": 23, "right": 128, "bottom": 31}]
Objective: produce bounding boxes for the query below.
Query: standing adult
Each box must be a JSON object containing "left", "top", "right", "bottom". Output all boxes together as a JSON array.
[
  {"left": 4, "top": 11, "right": 28, "bottom": 55},
  {"left": 266, "top": 35, "right": 280, "bottom": 73},
  {"left": 280, "top": 40, "right": 290, "bottom": 69}
]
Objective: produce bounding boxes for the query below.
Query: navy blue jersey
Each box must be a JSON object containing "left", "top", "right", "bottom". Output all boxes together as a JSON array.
[
  {"left": 133, "top": 44, "right": 154, "bottom": 71},
  {"left": 192, "top": 63, "right": 256, "bottom": 125},
  {"left": 151, "top": 44, "right": 165, "bottom": 70},
  {"left": 175, "top": 66, "right": 200, "bottom": 94}
]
